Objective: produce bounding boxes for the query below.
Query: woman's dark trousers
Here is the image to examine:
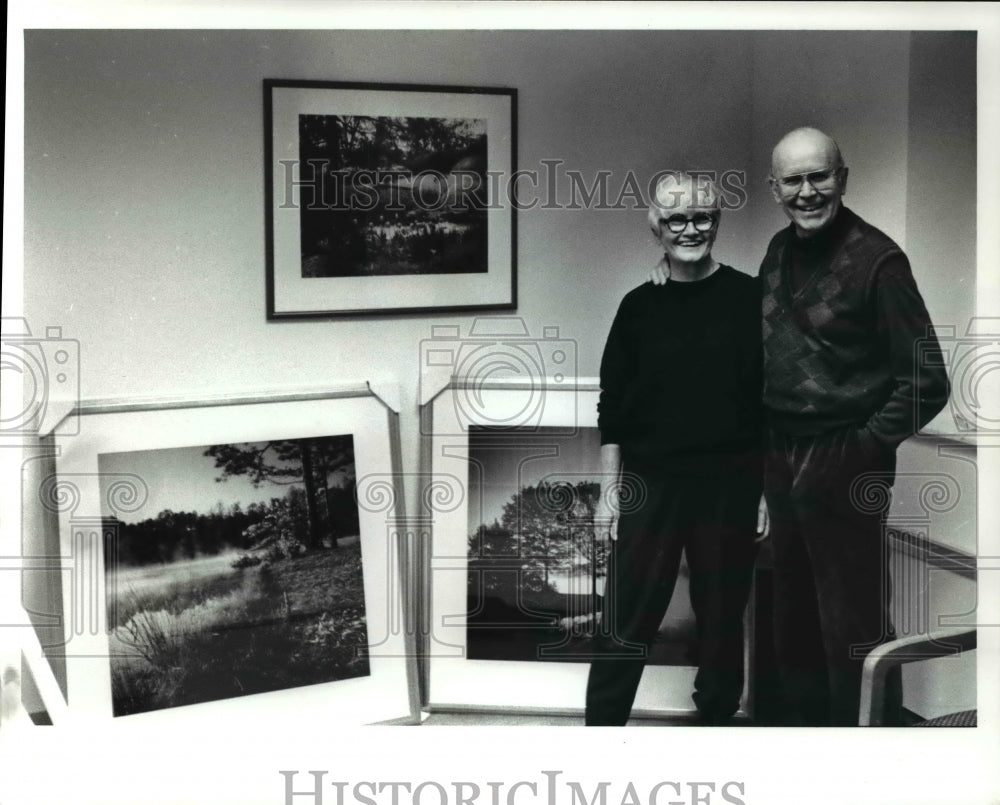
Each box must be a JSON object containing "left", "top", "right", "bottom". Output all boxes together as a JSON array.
[{"left": 585, "top": 467, "right": 759, "bottom": 726}]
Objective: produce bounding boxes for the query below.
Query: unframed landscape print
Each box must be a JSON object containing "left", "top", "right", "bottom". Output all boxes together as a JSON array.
[
  {"left": 98, "top": 434, "right": 368, "bottom": 717},
  {"left": 466, "top": 426, "right": 696, "bottom": 666}
]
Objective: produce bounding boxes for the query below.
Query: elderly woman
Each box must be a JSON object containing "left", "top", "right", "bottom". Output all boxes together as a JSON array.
[{"left": 585, "top": 172, "right": 763, "bottom": 726}]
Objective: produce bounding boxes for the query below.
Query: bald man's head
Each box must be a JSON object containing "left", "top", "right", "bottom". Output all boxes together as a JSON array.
[
  {"left": 770, "top": 128, "right": 843, "bottom": 177},
  {"left": 769, "top": 127, "right": 848, "bottom": 238}
]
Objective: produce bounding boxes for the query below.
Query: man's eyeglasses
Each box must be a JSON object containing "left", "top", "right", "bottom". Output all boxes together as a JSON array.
[
  {"left": 661, "top": 213, "right": 718, "bottom": 233},
  {"left": 771, "top": 167, "right": 843, "bottom": 194}
]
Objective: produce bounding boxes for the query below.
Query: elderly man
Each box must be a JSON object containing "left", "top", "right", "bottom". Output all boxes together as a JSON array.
[{"left": 759, "top": 127, "right": 949, "bottom": 726}]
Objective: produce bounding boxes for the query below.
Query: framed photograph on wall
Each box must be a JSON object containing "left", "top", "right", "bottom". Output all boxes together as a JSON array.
[
  {"left": 420, "top": 378, "right": 754, "bottom": 719},
  {"left": 264, "top": 79, "right": 517, "bottom": 319},
  {"left": 46, "top": 386, "right": 418, "bottom": 727}
]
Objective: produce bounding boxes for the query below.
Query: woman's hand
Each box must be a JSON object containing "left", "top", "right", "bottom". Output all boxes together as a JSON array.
[
  {"left": 756, "top": 493, "right": 770, "bottom": 542},
  {"left": 594, "top": 486, "right": 619, "bottom": 542},
  {"left": 596, "top": 444, "right": 623, "bottom": 541}
]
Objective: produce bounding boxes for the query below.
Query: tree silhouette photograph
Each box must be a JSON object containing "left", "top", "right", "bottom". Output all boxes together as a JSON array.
[
  {"left": 466, "top": 426, "right": 697, "bottom": 666},
  {"left": 98, "top": 434, "right": 368, "bottom": 717},
  {"left": 297, "top": 113, "right": 488, "bottom": 278}
]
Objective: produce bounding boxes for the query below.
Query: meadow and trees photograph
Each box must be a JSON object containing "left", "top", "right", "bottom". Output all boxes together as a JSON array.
[
  {"left": 297, "top": 112, "right": 488, "bottom": 278},
  {"left": 97, "top": 433, "right": 369, "bottom": 717},
  {"left": 466, "top": 426, "right": 697, "bottom": 666}
]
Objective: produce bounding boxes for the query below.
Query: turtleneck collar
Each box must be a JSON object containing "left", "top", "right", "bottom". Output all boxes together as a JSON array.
[{"left": 789, "top": 205, "right": 853, "bottom": 253}]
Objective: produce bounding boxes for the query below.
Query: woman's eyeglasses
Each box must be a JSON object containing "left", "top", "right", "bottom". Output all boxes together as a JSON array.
[{"left": 661, "top": 213, "right": 718, "bottom": 234}]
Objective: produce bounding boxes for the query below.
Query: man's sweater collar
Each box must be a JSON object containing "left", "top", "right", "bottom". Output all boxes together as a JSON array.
[{"left": 787, "top": 205, "right": 855, "bottom": 254}]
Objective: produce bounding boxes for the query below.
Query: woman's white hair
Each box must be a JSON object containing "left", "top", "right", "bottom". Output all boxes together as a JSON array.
[{"left": 647, "top": 171, "right": 721, "bottom": 236}]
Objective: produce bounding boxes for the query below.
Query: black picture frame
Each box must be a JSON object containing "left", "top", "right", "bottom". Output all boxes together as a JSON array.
[{"left": 264, "top": 79, "right": 517, "bottom": 319}]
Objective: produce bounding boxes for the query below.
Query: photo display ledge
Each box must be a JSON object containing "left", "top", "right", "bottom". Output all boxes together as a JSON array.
[
  {"left": 46, "top": 385, "right": 419, "bottom": 728},
  {"left": 419, "top": 377, "right": 753, "bottom": 718}
]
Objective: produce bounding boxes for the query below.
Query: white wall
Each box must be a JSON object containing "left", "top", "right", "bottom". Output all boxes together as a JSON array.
[
  {"left": 906, "top": 31, "right": 977, "bottom": 348},
  {"left": 746, "top": 31, "right": 912, "bottom": 266}
]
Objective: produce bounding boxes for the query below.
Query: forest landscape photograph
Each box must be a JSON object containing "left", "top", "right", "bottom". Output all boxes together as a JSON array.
[
  {"left": 297, "top": 113, "right": 488, "bottom": 278},
  {"left": 466, "top": 426, "right": 697, "bottom": 666},
  {"left": 97, "top": 434, "right": 369, "bottom": 717}
]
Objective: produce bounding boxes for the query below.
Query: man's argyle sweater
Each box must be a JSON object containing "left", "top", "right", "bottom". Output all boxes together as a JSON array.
[{"left": 760, "top": 206, "right": 950, "bottom": 448}]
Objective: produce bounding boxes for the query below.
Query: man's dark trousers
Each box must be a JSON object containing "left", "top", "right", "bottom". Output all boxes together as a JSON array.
[
  {"left": 585, "top": 466, "right": 759, "bottom": 726},
  {"left": 765, "top": 425, "right": 902, "bottom": 726}
]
